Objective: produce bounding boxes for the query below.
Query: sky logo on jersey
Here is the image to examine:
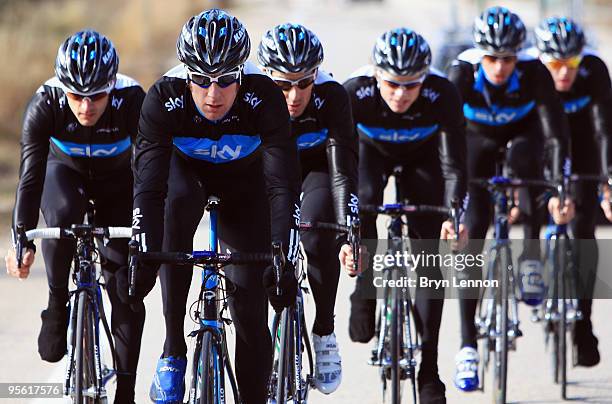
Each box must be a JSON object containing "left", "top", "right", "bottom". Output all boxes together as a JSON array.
[
  {"left": 356, "top": 85, "right": 375, "bottom": 100},
  {"left": 563, "top": 96, "right": 591, "bottom": 114},
  {"left": 463, "top": 101, "right": 535, "bottom": 126},
  {"left": 173, "top": 134, "right": 261, "bottom": 163},
  {"left": 357, "top": 124, "right": 439, "bottom": 143},
  {"left": 50, "top": 136, "right": 131, "bottom": 157},
  {"left": 296, "top": 129, "right": 328, "bottom": 150},
  {"left": 165, "top": 95, "right": 184, "bottom": 112}
]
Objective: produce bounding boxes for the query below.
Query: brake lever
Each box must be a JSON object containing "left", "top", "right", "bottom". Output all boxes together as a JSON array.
[
  {"left": 14, "top": 225, "right": 26, "bottom": 269},
  {"left": 450, "top": 199, "right": 461, "bottom": 254},
  {"left": 348, "top": 218, "right": 361, "bottom": 278},
  {"left": 272, "top": 241, "right": 285, "bottom": 296},
  {"left": 128, "top": 239, "right": 140, "bottom": 297}
]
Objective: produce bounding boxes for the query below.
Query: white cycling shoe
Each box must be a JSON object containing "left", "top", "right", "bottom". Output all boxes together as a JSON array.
[
  {"left": 454, "top": 346, "right": 479, "bottom": 392},
  {"left": 313, "top": 332, "right": 342, "bottom": 394}
]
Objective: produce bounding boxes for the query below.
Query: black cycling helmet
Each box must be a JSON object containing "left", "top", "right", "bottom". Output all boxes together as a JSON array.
[
  {"left": 535, "top": 17, "right": 585, "bottom": 59},
  {"left": 54, "top": 30, "right": 118, "bottom": 95},
  {"left": 372, "top": 28, "right": 431, "bottom": 77},
  {"left": 257, "top": 23, "right": 324, "bottom": 74},
  {"left": 177, "top": 8, "right": 250, "bottom": 75},
  {"left": 473, "top": 6, "right": 526, "bottom": 55}
]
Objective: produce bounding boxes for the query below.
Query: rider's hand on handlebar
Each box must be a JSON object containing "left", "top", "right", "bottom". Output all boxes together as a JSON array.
[
  {"left": 263, "top": 261, "right": 298, "bottom": 313},
  {"left": 508, "top": 189, "right": 521, "bottom": 225},
  {"left": 440, "top": 220, "right": 468, "bottom": 252},
  {"left": 600, "top": 184, "right": 612, "bottom": 222},
  {"left": 339, "top": 244, "right": 368, "bottom": 276},
  {"left": 548, "top": 196, "right": 576, "bottom": 225},
  {"left": 5, "top": 247, "right": 35, "bottom": 279}
]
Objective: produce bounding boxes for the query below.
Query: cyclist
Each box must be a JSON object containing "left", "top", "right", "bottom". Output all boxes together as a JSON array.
[
  {"left": 447, "top": 7, "right": 574, "bottom": 391},
  {"left": 257, "top": 23, "right": 359, "bottom": 394},
  {"left": 532, "top": 16, "right": 612, "bottom": 367},
  {"left": 344, "top": 28, "right": 468, "bottom": 403},
  {"left": 4, "top": 30, "right": 146, "bottom": 403},
  {"left": 125, "top": 9, "right": 301, "bottom": 404}
]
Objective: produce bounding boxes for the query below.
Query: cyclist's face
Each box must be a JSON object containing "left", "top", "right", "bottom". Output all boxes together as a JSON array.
[
  {"left": 545, "top": 59, "right": 580, "bottom": 92},
  {"left": 189, "top": 81, "right": 239, "bottom": 121},
  {"left": 269, "top": 70, "right": 316, "bottom": 118},
  {"left": 65, "top": 92, "right": 109, "bottom": 127},
  {"left": 377, "top": 71, "right": 424, "bottom": 114},
  {"left": 481, "top": 55, "right": 518, "bottom": 85}
]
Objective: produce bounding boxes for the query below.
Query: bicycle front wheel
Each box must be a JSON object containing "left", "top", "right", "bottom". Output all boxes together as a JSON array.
[
  {"left": 274, "top": 309, "right": 292, "bottom": 404},
  {"left": 388, "top": 290, "right": 404, "bottom": 404},
  {"left": 74, "top": 290, "right": 95, "bottom": 404},
  {"left": 198, "top": 331, "right": 217, "bottom": 404},
  {"left": 493, "top": 248, "right": 509, "bottom": 404}
]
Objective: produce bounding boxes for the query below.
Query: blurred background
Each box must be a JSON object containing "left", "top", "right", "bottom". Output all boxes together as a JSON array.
[
  {"left": 0, "top": 0, "right": 609, "bottom": 220},
  {"left": 1, "top": 2, "right": 611, "bottom": 402}
]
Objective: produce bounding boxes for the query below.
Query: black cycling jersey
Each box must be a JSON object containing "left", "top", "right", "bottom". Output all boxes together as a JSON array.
[
  {"left": 448, "top": 48, "right": 570, "bottom": 179},
  {"left": 13, "top": 74, "right": 145, "bottom": 232},
  {"left": 293, "top": 70, "right": 359, "bottom": 226},
  {"left": 133, "top": 62, "right": 301, "bottom": 262},
  {"left": 343, "top": 66, "right": 467, "bottom": 207},
  {"left": 546, "top": 51, "right": 611, "bottom": 176}
]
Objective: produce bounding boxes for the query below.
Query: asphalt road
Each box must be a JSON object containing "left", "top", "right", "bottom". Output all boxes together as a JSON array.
[{"left": 1, "top": 0, "right": 612, "bottom": 403}]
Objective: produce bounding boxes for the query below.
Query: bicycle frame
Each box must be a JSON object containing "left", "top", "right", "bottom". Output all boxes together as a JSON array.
[
  {"left": 369, "top": 168, "right": 419, "bottom": 404},
  {"left": 188, "top": 197, "right": 240, "bottom": 404},
  {"left": 64, "top": 225, "right": 116, "bottom": 402}
]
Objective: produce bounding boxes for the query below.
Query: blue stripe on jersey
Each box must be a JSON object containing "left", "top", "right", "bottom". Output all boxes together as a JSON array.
[
  {"left": 50, "top": 136, "right": 131, "bottom": 157},
  {"left": 173, "top": 134, "right": 261, "bottom": 163},
  {"left": 297, "top": 129, "right": 329, "bottom": 150},
  {"left": 463, "top": 101, "right": 536, "bottom": 126},
  {"left": 357, "top": 123, "right": 439, "bottom": 143},
  {"left": 563, "top": 96, "right": 591, "bottom": 114}
]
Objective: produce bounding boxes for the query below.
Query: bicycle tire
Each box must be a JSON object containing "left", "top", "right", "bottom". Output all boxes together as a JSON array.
[
  {"left": 404, "top": 298, "right": 417, "bottom": 404},
  {"left": 275, "top": 309, "right": 291, "bottom": 404},
  {"left": 493, "top": 249, "right": 509, "bottom": 404},
  {"left": 559, "top": 237, "right": 568, "bottom": 399},
  {"left": 74, "top": 290, "right": 95, "bottom": 404},
  {"left": 198, "top": 332, "right": 217, "bottom": 404},
  {"left": 390, "top": 292, "right": 402, "bottom": 404}
]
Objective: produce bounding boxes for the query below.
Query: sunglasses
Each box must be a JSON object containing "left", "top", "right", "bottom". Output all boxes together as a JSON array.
[
  {"left": 379, "top": 74, "right": 427, "bottom": 90},
  {"left": 66, "top": 91, "right": 109, "bottom": 102},
  {"left": 272, "top": 73, "right": 317, "bottom": 91},
  {"left": 483, "top": 54, "right": 518, "bottom": 63},
  {"left": 544, "top": 55, "right": 583, "bottom": 70},
  {"left": 187, "top": 68, "right": 242, "bottom": 89}
]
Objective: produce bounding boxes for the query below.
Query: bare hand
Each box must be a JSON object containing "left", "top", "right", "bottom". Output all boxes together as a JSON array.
[
  {"left": 5, "top": 247, "right": 35, "bottom": 279},
  {"left": 548, "top": 196, "right": 575, "bottom": 225},
  {"left": 440, "top": 220, "right": 468, "bottom": 252},
  {"left": 600, "top": 184, "right": 612, "bottom": 222},
  {"left": 508, "top": 206, "right": 521, "bottom": 225},
  {"left": 339, "top": 244, "right": 368, "bottom": 276},
  {"left": 508, "top": 189, "right": 521, "bottom": 225}
]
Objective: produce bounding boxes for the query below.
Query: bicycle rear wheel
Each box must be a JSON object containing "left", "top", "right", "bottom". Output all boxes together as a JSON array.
[
  {"left": 74, "top": 290, "right": 96, "bottom": 404},
  {"left": 493, "top": 249, "right": 509, "bottom": 404}
]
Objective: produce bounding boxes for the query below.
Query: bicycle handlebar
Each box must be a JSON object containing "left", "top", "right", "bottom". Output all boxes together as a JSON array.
[
  {"left": 14, "top": 225, "right": 132, "bottom": 269},
  {"left": 128, "top": 242, "right": 284, "bottom": 297},
  {"left": 360, "top": 203, "right": 452, "bottom": 216},
  {"left": 299, "top": 219, "right": 361, "bottom": 277}
]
